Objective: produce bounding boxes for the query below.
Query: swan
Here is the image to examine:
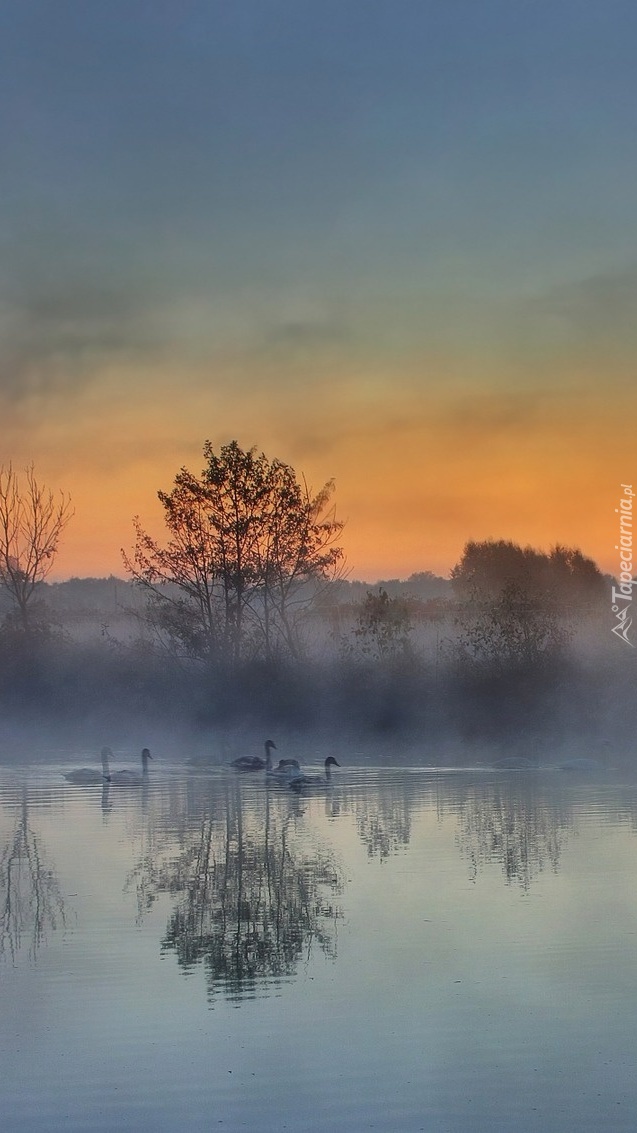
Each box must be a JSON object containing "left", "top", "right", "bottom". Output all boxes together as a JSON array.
[
  {"left": 492, "top": 756, "right": 536, "bottom": 770},
  {"left": 63, "top": 747, "right": 112, "bottom": 784},
  {"left": 109, "top": 748, "right": 153, "bottom": 786},
  {"left": 558, "top": 757, "right": 606, "bottom": 773},
  {"left": 558, "top": 740, "right": 612, "bottom": 773},
  {"left": 266, "top": 758, "right": 302, "bottom": 782},
  {"left": 231, "top": 740, "right": 276, "bottom": 772},
  {"left": 288, "top": 756, "right": 340, "bottom": 791}
]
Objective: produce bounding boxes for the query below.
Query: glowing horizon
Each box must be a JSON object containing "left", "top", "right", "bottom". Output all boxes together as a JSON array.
[
  {"left": 2, "top": 4, "right": 635, "bottom": 585},
  {"left": 30, "top": 362, "right": 628, "bottom": 583}
]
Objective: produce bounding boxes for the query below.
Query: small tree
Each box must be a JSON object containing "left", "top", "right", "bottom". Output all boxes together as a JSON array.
[
  {"left": 345, "top": 588, "right": 414, "bottom": 662},
  {"left": 255, "top": 461, "right": 344, "bottom": 658},
  {"left": 124, "top": 440, "right": 344, "bottom": 664},
  {"left": 0, "top": 463, "right": 73, "bottom": 633},
  {"left": 453, "top": 581, "right": 570, "bottom": 675}
]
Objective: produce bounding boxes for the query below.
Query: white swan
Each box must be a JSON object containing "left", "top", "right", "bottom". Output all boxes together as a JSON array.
[
  {"left": 109, "top": 748, "right": 153, "bottom": 786},
  {"left": 289, "top": 756, "right": 340, "bottom": 791},
  {"left": 63, "top": 747, "right": 112, "bottom": 784},
  {"left": 231, "top": 740, "right": 276, "bottom": 772}
]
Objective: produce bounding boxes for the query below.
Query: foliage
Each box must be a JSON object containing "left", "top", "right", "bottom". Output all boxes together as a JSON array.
[
  {"left": 448, "top": 539, "right": 605, "bottom": 679},
  {"left": 343, "top": 588, "right": 414, "bottom": 662},
  {"left": 453, "top": 580, "right": 571, "bottom": 674},
  {"left": 451, "top": 539, "right": 607, "bottom": 610},
  {"left": 123, "top": 440, "right": 344, "bottom": 663}
]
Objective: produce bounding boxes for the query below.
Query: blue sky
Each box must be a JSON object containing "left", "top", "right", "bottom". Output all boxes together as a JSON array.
[{"left": 1, "top": 1, "right": 635, "bottom": 576}]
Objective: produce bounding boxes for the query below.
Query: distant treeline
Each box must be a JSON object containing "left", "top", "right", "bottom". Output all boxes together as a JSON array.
[
  {"left": 0, "top": 449, "right": 633, "bottom": 761},
  {"left": 25, "top": 568, "right": 451, "bottom": 606},
  {"left": 0, "top": 541, "right": 633, "bottom": 765}
]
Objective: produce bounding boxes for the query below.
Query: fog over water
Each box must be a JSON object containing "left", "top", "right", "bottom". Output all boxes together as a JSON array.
[{"left": 0, "top": 569, "right": 634, "bottom": 772}]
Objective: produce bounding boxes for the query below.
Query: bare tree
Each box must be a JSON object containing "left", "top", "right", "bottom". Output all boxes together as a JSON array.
[{"left": 0, "top": 463, "right": 74, "bottom": 632}]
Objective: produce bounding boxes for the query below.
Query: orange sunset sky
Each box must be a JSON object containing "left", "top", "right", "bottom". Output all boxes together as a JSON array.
[{"left": 2, "top": 3, "right": 635, "bottom": 581}]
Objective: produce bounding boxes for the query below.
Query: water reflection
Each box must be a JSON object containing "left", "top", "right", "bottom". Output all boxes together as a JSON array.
[
  {"left": 322, "top": 770, "right": 577, "bottom": 888},
  {"left": 2, "top": 763, "right": 635, "bottom": 979},
  {"left": 450, "top": 778, "right": 573, "bottom": 889},
  {"left": 3, "top": 761, "right": 637, "bottom": 1133},
  {"left": 350, "top": 778, "right": 413, "bottom": 860},
  {"left": 0, "top": 787, "right": 67, "bottom": 962},
  {"left": 127, "top": 778, "right": 343, "bottom": 1001}
]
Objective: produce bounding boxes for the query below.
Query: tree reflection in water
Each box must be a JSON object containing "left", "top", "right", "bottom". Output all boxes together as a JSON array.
[
  {"left": 451, "top": 779, "right": 573, "bottom": 890},
  {"left": 331, "top": 771, "right": 574, "bottom": 887},
  {"left": 0, "top": 788, "right": 67, "bottom": 961},
  {"left": 350, "top": 781, "right": 412, "bottom": 861},
  {"left": 128, "top": 779, "right": 342, "bottom": 1001}
]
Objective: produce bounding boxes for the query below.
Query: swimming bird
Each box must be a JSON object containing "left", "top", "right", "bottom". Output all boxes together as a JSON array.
[
  {"left": 266, "top": 758, "right": 302, "bottom": 783},
  {"left": 109, "top": 748, "right": 153, "bottom": 786},
  {"left": 288, "top": 756, "right": 340, "bottom": 791},
  {"left": 558, "top": 740, "right": 612, "bottom": 773},
  {"left": 557, "top": 757, "right": 606, "bottom": 773},
  {"left": 63, "top": 747, "right": 112, "bottom": 784},
  {"left": 492, "top": 756, "right": 536, "bottom": 770},
  {"left": 231, "top": 740, "right": 276, "bottom": 772}
]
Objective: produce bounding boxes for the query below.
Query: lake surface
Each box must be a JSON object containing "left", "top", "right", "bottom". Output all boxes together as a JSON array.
[{"left": 2, "top": 749, "right": 637, "bottom": 1132}]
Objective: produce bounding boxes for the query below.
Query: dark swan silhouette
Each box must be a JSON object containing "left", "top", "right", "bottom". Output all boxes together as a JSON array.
[
  {"left": 231, "top": 740, "right": 277, "bottom": 772},
  {"left": 266, "top": 758, "right": 302, "bottom": 782},
  {"left": 63, "top": 747, "right": 113, "bottom": 784},
  {"left": 288, "top": 756, "right": 340, "bottom": 791},
  {"left": 109, "top": 748, "right": 153, "bottom": 786}
]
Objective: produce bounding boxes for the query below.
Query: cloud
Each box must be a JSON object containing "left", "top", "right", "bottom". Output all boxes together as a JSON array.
[
  {"left": 263, "top": 315, "right": 350, "bottom": 349},
  {"left": 508, "top": 264, "right": 637, "bottom": 363},
  {"left": 442, "top": 389, "right": 549, "bottom": 438},
  {"left": 0, "top": 260, "right": 170, "bottom": 403}
]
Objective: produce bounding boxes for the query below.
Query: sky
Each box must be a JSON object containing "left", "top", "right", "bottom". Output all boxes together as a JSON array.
[{"left": 1, "top": 0, "right": 636, "bottom": 581}]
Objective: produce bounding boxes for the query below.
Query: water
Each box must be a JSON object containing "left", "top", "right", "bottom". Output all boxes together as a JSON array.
[{"left": 2, "top": 752, "right": 637, "bottom": 1132}]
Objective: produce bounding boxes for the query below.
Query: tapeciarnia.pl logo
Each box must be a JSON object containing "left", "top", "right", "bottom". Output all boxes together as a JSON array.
[{"left": 612, "top": 483, "right": 634, "bottom": 646}]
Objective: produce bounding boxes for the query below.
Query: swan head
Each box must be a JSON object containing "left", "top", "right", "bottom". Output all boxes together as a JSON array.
[
  {"left": 141, "top": 748, "right": 153, "bottom": 761},
  {"left": 325, "top": 757, "right": 340, "bottom": 768},
  {"left": 265, "top": 740, "right": 277, "bottom": 752}
]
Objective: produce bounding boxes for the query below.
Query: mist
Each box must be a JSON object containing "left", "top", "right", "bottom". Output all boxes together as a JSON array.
[{"left": 0, "top": 567, "right": 632, "bottom": 772}]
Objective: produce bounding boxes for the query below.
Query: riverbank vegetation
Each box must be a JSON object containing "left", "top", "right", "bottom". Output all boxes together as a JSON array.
[{"left": 0, "top": 445, "right": 633, "bottom": 762}]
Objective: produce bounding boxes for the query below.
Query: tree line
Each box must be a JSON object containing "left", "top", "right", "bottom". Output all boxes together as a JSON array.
[
  {"left": 0, "top": 444, "right": 611, "bottom": 671},
  {"left": 1, "top": 443, "right": 627, "bottom": 755}
]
